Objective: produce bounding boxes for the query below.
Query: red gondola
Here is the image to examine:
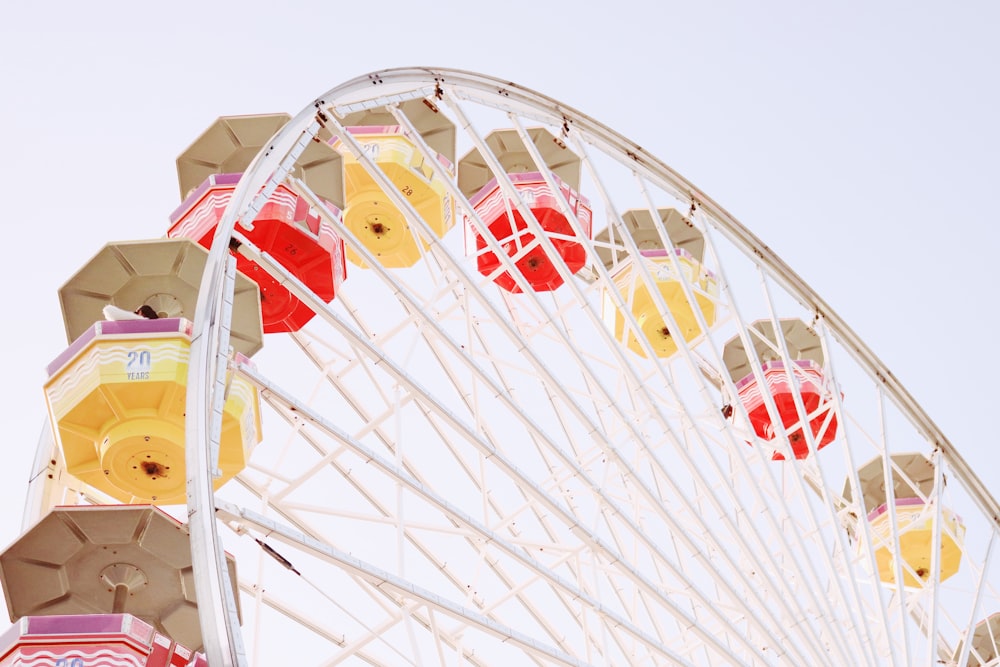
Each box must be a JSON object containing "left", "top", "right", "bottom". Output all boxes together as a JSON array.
[
  {"left": 734, "top": 359, "right": 838, "bottom": 459},
  {"left": 723, "top": 319, "right": 839, "bottom": 460},
  {"left": 168, "top": 174, "right": 346, "bottom": 333},
  {"left": 459, "top": 128, "right": 591, "bottom": 293},
  {"left": 470, "top": 171, "right": 591, "bottom": 292}
]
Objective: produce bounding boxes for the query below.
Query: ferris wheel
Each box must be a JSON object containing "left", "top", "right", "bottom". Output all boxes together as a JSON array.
[{"left": 7, "top": 67, "right": 1000, "bottom": 666}]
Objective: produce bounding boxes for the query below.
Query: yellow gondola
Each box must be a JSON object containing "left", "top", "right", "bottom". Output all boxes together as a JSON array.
[
  {"left": 844, "top": 453, "right": 965, "bottom": 587},
  {"left": 333, "top": 99, "right": 456, "bottom": 268},
  {"left": 600, "top": 208, "right": 718, "bottom": 358},
  {"left": 43, "top": 318, "right": 261, "bottom": 504}
]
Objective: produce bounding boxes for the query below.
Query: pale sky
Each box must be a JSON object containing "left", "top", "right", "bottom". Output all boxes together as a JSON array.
[{"left": 1, "top": 0, "right": 997, "bottom": 628}]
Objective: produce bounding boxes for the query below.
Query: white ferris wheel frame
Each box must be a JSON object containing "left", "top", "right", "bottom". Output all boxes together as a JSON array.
[
  {"left": 20, "top": 67, "right": 996, "bottom": 667},
  {"left": 188, "top": 66, "right": 1000, "bottom": 667}
]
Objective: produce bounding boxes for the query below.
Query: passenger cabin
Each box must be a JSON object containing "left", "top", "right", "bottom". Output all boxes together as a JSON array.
[
  {"left": 332, "top": 99, "right": 456, "bottom": 268},
  {"left": 170, "top": 114, "right": 347, "bottom": 333},
  {"left": 843, "top": 453, "right": 964, "bottom": 588},
  {"left": 458, "top": 127, "right": 592, "bottom": 293},
  {"left": 43, "top": 318, "right": 261, "bottom": 505},
  {"left": 722, "top": 318, "right": 838, "bottom": 459},
  {"left": 598, "top": 208, "right": 717, "bottom": 358}
]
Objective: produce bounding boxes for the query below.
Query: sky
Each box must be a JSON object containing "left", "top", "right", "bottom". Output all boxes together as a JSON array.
[{"left": 0, "top": 0, "right": 997, "bottom": 630}]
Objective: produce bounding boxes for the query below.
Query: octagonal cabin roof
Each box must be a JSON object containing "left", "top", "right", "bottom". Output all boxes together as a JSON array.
[
  {"left": 722, "top": 318, "right": 824, "bottom": 383},
  {"left": 595, "top": 207, "right": 705, "bottom": 270},
  {"left": 457, "top": 127, "right": 581, "bottom": 200},
  {"left": 338, "top": 97, "right": 456, "bottom": 165},
  {"left": 176, "top": 113, "right": 344, "bottom": 209}
]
